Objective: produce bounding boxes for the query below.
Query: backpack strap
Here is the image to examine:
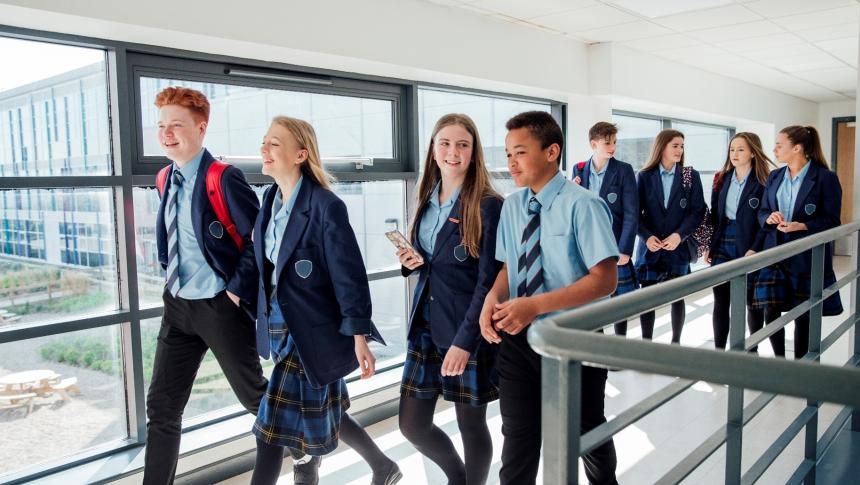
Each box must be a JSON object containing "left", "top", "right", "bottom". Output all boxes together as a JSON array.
[
  {"left": 156, "top": 165, "right": 172, "bottom": 197},
  {"left": 206, "top": 161, "right": 244, "bottom": 251}
]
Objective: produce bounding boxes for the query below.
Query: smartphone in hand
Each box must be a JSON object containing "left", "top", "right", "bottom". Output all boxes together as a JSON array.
[{"left": 385, "top": 230, "right": 424, "bottom": 264}]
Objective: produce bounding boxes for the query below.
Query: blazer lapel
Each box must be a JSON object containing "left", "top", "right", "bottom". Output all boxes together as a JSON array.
[
  {"left": 665, "top": 164, "right": 684, "bottom": 210},
  {"left": 190, "top": 150, "right": 213, "bottom": 254},
  {"left": 274, "top": 180, "right": 311, "bottom": 285},
  {"left": 255, "top": 186, "right": 277, "bottom": 277},
  {"left": 599, "top": 158, "right": 618, "bottom": 199},
  {"left": 736, "top": 171, "right": 756, "bottom": 219},
  {"left": 718, "top": 170, "right": 731, "bottom": 219},
  {"left": 792, "top": 163, "right": 817, "bottom": 220},
  {"left": 769, "top": 166, "right": 784, "bottom": 212},
  {"left": 431, "top": 198, "right": 462, "bottom": 262},
  {"left": 652, "top": 169, "right": 667, "bottom": 214}
]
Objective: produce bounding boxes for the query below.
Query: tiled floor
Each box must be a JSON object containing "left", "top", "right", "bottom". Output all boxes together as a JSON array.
[{"left": 220, "top": 257, "right": 856, "bottom": 484}]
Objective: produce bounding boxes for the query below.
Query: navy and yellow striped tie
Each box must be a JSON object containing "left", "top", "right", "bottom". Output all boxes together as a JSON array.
[
  {"left": 517, "top": 196, "right": 544, "bottom": 297},
  {"left": 165, "top": 171, "right": 183, "bottom": 297}
]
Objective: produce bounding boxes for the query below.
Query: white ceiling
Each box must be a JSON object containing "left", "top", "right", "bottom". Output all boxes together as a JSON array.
[{"left": 424, "top": 0, "right": 860, "bottom": 102}]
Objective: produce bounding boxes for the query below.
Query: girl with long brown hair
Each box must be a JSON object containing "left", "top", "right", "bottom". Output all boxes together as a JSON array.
[
  {"left": 706, "top": 132, "right": 781, "bottom": 353},
  {"left": 396, "top": 113, "right": 503, "bottom": 484},
  {"left": 634, "top": 129, "right": 706, "bottom": 343},
  {"left": 751, "top": 125, "right": 843, "bottom": 359}
]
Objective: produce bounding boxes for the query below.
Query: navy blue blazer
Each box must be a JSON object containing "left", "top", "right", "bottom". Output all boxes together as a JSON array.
[
  {"left": 708, "top": 169, "right": 766, "bottom": 256},
  {"left": 758, "top": 163, "right": 842, "bottom": 273},
  {"left": 634, "top": 164, "right": 706, "bottom": 265},
  {"left": 253, "top": 179, "right": 384, "bottom": 388},
  {"left": 156, "top": 149, "right": 259, "bottom": 311},
  {"left": 572, "top": 157, "right": 638, "bottom": 255},
  {"left": 401, "top": 196, "right": 503, "bottom": 354}
]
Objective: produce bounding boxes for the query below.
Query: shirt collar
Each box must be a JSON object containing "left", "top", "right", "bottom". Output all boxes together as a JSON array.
[
  {"left": 172, "top": 148, "right": 205, "bottom": 184},
  {"left": 784, "top": 160, "right": 811, "bottom": 183},
  {"left": 659, "top": 164, "right": 675, "bottom": 177},
  {"left": 429, "top": 181, "right": 461, "bottom": 209},
  {"left": 273, "top": 175, "right": 304, "bottom": 220},
  {"left": 589, "top": 158, "right": 608, "bottom": 176},
  {"left": 527, "top": 171, "right": 566, "bottom": 212},
  {"left": 733, "top": 169, "right": 749, "bottom": 186}
]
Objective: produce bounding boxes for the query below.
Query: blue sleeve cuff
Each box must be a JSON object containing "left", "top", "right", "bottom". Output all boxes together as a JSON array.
[{"left": 339, "top": 317, "right": 387, "bottom": 345}]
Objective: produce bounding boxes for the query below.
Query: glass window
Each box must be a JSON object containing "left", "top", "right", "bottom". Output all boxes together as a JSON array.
[
  {"left": 368, "top": 277, "right": 407, "bottom": 362},
  {"left": 139, "top": 77, "right": 394, "bottom": 161},
  {"left": 0, "top": 37, "right": 110, "bottom": 176},
  {"left": 0, "top": 188, "right": 118, "bottom": 326},
  {"left": 612, "top": 114, "right": 663, "bottom": 170},
  {"left": 672, "top": 120, "right": 731, "bottom": 189},
  {"left": 0, "top": 325, "right": 127, "bottom": 477},
  {"left": 418, "top": 88, "right": 552, "bottom": 172}
]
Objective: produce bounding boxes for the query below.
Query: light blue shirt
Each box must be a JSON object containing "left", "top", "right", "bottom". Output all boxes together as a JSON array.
[
  {"left": 417, "top": 182, "right": 460, "bottom": 257},
  {"left": 776, "top": 162, "right": 811, "bottom": 221},
  {"left": 660, "top": 165, "right": 675, "bottom": 209},
  {"left": 725, "top": 170, "right": 749, "bottom": 221},
  {"left": 169, "top": 148, "right": 226, "bottom": 300},
  {"left": 588, "top": 158, "right": 608, "bottom": 194},
  {"left": 496, "top": 172, "right": 618, "bottom": 317},
  {"left": 265, "top": 176, "right": 304, "bottom": 285}
]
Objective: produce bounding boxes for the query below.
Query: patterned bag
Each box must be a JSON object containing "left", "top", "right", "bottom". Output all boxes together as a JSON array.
[{"left": 681, "top": 166, "right": 713, "bottom": 262}]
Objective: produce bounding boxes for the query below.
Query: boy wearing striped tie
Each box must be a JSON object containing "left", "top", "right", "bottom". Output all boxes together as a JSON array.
[
  {"left": 145, "top": 87, "right": 267, "bottom": 484},
  {"left": 479, "top": 111, "right": 619, "bottom": 485}
]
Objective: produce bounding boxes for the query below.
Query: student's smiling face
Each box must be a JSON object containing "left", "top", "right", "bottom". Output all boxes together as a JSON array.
[
  {"left": 505, "top": 127, "right": 560, "bottom": 190},
  {"left": 157, "top": 104, "right": 206, "bottom": 163},
  {"left": 432, "top": 124, "right": 473, "bottom": 182},
  {"left": 260, "top": 123, "right": 306, "bottom": 179}
]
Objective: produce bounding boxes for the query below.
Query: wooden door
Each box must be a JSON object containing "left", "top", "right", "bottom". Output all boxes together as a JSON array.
[{"left": 835, "top": 120, "right": 855, "bottom": 224}]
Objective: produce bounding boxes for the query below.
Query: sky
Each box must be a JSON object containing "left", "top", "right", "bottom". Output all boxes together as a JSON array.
[{"left": 0, "top": 37, "right": 104, "bottom": 92}]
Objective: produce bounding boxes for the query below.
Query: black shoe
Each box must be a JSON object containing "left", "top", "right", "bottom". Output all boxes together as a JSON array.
[
  {"left": 371, "top": 461, "right": 402, "bottom": 485},
  {"left": 293, "top": 455, "right": 321, "bottom": 485}
]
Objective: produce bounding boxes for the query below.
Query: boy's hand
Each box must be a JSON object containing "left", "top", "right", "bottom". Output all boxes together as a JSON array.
[
  {"left": 493, "top": 297, "right": 539, "bottom": 335},
  {"left": 480, "top": 293, "right": 502, "bottom": 344}
]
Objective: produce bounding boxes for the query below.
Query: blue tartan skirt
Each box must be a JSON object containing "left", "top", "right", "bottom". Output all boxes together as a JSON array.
[
  {"left": 401, "top": 316, "right": 499, "bottom": 406},
  {"left": 711, "top": 221, "right": 755, "bottom": 303},
  {"left": 750, "top": 263, "right": 843, "bottom": 316},
  {"left": 636, "top": 259, "right": 690, "bottom": 286},
  {"left": 252, "top": 304, "right": 350, "bottom": 455},
  {"left": 615, "top": 261, "right": 638, "bottom": 296}
]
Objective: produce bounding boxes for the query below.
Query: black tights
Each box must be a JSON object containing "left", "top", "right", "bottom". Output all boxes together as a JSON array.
[
  {"left": 251, "top": 412, "right": 393, "bottom": 485},
  {"left": 711, "top": 282, "right": 786, "bottom": 356},
  {"left": 639, "top": 299, "right": 686, "bottom": 343},
  {"left": 398, "top": 396, "right": 492, "bottom": 485}
]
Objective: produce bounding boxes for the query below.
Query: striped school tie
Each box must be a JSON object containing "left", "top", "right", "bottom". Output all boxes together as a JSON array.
[
  {"left": 165, "top": 171, "right": 183, "bottom": 297},
  {"left": 517, "top": 196, "right": 544, "bottom": 297}
]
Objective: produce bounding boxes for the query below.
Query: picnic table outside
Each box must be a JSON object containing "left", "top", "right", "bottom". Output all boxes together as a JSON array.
[{"left": 0, "top": 370, "right": 81, "bottom": 415}]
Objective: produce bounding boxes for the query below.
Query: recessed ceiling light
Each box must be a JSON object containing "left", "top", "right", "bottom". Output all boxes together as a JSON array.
[{"left": 609, "top": 0, "right": 734, "bottom": 19}]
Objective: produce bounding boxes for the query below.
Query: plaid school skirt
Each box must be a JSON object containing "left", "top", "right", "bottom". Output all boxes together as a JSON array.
[
  {"left": 711, "top": 221, "right": 756, "bottom": 303},
  {"left": 636, "top": 259, "right": 691, "bottom": 286},
  {"left": 750, "top": 262, "right": 842, "bottom": 316},
  {"left": 401, "top": 317, "right": 499, "bottom": 406},
  {"left": 253, "top": 305, "right": 350, "bottom": 455},
  {"left": 615, "top": 261, "right": 638, "bottom": 296}
]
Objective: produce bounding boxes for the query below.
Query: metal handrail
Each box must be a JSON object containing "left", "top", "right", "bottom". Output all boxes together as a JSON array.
[{"left": 528, "top": 220, "right": 860, "bottom": 485}]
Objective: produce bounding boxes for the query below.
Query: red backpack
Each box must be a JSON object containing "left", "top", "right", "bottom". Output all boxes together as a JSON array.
[{"left": 156, "top": 161, "right": 244, "bottom": 251}]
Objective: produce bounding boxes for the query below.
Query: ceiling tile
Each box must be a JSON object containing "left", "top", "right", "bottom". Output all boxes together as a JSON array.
[
  {"left": 743, "top": 0, "right": 857, "bottom": 18},
  {"left": 469, "top": 0, "right": 597, "bottom": 20},
  {"left": 714, "top": 32, "right": 806, "bottom": 52},
  {"left": 529, "top": 4, "right": 638, "bottom": 33},
  {"left": 608, "top": 0, "right": 734, "bottom": 19},
  {"left": 771, "top": 5, "right": 860, "bottom": 31},
  {"left": 685, "top": 20, "right": 785, "bottom": 43},
  {"left": 830, "top": 47, "right": 859, "bottom": 67},
  {"left": 792, "top": 66, "right": 857, "bottom": 91},
  {"left": 815, "top": 37, "right": 859, "bottom": 52},
  {"left": 795, "top": 22, "right": 859, "bottom": 42},
  {"left": 621, "top": 33, "right": 703, "bottom": 52},
  {"left": 575, "top": 20, "right": 673, "bottom": 43},
  {"left": 652, "top": 4, "right": 763, "bottom": 31}
]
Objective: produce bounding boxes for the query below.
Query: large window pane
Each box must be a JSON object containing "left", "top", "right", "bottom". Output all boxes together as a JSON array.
[
  {"left": 418, "top": 88, "right": 552, "bottom": 171},
  {"left": 0, "top": 37, "right": 110, "bottom": 176},
  {"left": 613, "top": 114, "right": 663, "bottom": 170},
  {"left": 140, "top": 77, "right": 394, "bottom": 160},
  {"left": 0, "top": 325, "right": 127, "bottom": 477},
  {"left": 673, "top": 120, "right": 731, "bottom": 189},
  {"left": 368, "top": 277, "right": 407, "bottom": 362},
  {"left": 134, "top": 180, "right": 404, "bottom": 308},
  {"left": 0, "top": 188, "right": 118, "bottom": 326}
]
